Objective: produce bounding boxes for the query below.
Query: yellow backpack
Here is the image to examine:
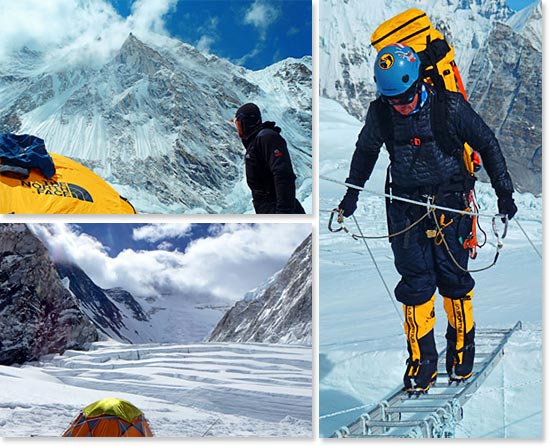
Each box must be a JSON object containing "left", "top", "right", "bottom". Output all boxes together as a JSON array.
[{"left": 371, "top": 8, "right": 479, "bottom": 176}]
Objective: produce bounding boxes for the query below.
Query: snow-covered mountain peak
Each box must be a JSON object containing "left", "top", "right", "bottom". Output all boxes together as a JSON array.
[
  {"left": 466, "top": 0, "right": 512, "bottom": 20},
  {"left": 507, "top": 1, "right": 542, "bottom": 50},
  {"left": 0, "top": 27, "right": 312, "bottom": 213},
  {"left": 116, "top": 33, "right": 174, "bottom": 76},
  {"left": 0, "top": 224, "right": 98, "bottom": 365}
]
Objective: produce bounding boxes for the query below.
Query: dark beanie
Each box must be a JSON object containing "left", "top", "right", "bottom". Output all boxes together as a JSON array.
[{"left": 235, "top": 103, "right": 262, "bottom": 126}]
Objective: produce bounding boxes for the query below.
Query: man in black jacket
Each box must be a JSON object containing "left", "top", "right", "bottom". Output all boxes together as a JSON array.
[
  {"left": 337, "top": 44, "right": 517, "bottom": 394},
  {"left": 233, "top": 103, "right": 305, "bottom": 214}
]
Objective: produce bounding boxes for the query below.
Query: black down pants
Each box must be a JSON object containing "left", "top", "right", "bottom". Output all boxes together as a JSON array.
[{"left": 387, "top": 191, "right": 475, "bottom": 306}]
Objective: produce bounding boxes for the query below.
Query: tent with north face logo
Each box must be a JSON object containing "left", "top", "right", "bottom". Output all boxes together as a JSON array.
[
  {"left": 0, "top": 152, "right": 136, "bottom": 214},
  {"left": 62, "top": 398, "right": 153, "bottom": 437}
]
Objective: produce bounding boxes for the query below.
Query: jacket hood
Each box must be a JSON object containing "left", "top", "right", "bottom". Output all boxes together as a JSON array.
[{"left": 242, "top": 121, "right": 281, "bottom": 146}]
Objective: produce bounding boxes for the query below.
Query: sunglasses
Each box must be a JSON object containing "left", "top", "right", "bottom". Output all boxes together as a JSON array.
[
  {"left": 383, "top": 90, "right": 418, "bottom": 106},
  {"left": 383, "top": 81, "right": 420, "bottom": 106}
]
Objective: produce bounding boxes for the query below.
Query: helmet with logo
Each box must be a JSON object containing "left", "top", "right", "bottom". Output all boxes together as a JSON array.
[{"left": 373, "top": 44, "right": 421, "bottom": 97}]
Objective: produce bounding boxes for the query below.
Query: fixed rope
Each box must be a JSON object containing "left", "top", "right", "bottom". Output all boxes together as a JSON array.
[
  {"left": 322, "top": 173, "right": 530, "bottom": 273},
  {"left": 320, "top": 175, "right": 493, "bottom": 218},
  {"left": 514, "top": 219, "right": 542, "bottom": 259},
  {"left": 351, "top": 214, "right": 403, "bottom": 323},
  {"left": 320, "top": 403, "right": 375, "bottom": 420},
  {"left": 329, "top": 207, "right": 431, "bottom": 240}
]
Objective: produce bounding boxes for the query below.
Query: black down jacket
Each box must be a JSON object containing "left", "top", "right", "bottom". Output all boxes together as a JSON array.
[
  {"left": 346, "top": 89, "right": 514, "bottom": 197},
  {"left": 243, "top": 122, "right": 305, "bottom": 214}
]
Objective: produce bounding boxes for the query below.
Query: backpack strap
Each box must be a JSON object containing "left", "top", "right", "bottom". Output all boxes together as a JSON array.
[
  {"left": 418, "top": 38, "right": 451, "bottom": 91},
  {"left": 429, "top": 89, "right": 473, "bottom": 178},
  {"left": 373, "top": 97, "right": 395, "bottom": 161}
]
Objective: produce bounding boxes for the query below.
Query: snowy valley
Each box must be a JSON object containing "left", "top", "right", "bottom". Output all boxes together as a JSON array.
[{"left": 0, "top": 224, "right": 312, "bottom": 437}]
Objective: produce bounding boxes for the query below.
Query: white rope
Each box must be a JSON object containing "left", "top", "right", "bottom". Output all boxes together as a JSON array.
[
  {"left": 352, "top": 215, "right": 403, "bottom": 323},
  {"left": 514, "top": 219, "right": 542, "bottom": 259},
  {"left": 319, "top": 403, "right": 374, "bottom": 420},
  {"left": 320, "top": 174, "right": 494, "bottom": 218}
]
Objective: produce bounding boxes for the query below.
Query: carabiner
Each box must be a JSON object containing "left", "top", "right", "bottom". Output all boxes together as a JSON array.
[
  {"left": 328, "top": 209, "right": 349, "bottom": 233},
  {"left": 492, "top": 214, "right": 509, "bottom": 248}
]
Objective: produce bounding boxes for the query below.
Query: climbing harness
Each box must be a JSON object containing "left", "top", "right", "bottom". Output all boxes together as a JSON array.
[{"left": 427, "top": 195, "right": 508, "bottom": 273}]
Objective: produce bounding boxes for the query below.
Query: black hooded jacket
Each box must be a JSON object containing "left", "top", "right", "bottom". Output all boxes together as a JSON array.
[
  {"left": 241, "top": 121, "right": 304, "bottom": 214},
  {"left": 346, "top": 89, "right": 514, "bottom": 197}
]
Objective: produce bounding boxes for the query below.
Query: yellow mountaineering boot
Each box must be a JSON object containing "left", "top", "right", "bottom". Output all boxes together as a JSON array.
[
  {"left": 403, "top": 295, "right": 438, "bottom": 395},
  {"left": 443, "top": 290, "right": 475, "bottom": 383}
]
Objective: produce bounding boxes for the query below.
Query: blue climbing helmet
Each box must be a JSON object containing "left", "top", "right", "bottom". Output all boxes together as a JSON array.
[{"left": 374, "top": 44, "right": 421, "bottom": 97}]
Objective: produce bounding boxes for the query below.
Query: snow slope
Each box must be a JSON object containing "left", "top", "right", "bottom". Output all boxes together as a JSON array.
[
  {"left": 318, "top": 97, "right": 542, "bottom": 438},
  {"left": 209, "top": 235, "right": 312, "bottom": 345},
  {"left": 0, "top": 341, "right": 311, "bottom": 437}
]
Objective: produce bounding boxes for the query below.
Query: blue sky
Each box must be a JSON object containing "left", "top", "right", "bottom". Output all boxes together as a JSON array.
[
  {"left": 76, "top": 223, "right": 211, "bottom": 255},
  {"left": 110, "top": 0, "right": 312, "bottom": 70},
  {"left": 508, "top": 0, "right": 539, "bottom": 10}
]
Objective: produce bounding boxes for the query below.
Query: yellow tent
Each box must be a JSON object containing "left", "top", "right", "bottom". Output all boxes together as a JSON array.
[
  {"left": 62, "top": 398, "right": 154, "bottom": 437},
  {"left": 0, "top": 153, "right": 136, "bottom": 214}
]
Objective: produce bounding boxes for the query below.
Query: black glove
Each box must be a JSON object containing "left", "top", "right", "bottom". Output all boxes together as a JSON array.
[
  {"left": 338, "top": 188, "right": 359, "bottom": 217},
  {"left": 497, "top": 194, "right": 518, "bottom": 220}
]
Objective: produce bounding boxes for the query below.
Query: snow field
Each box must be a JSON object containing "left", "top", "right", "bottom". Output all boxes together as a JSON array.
[{"left": 0, "top": 341, "right": 312, "bottom": 437}]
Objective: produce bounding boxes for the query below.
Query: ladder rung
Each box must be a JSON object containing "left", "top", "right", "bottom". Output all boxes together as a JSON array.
[
  {"left": 387, "top": 406, "right": 443, "bottom": 413},
  {"left": 413, "top": 393, "right": 457, "bottom": 400},
  {"left": 346, "top": 434, "right": 411, "bottom": 438},
  {"left": 366, "top": 420, "right": 425, "bottom": 428},
  {"left": 478, "top": 329, "right": 512, "bottom": 334},
  {"left": 432, "top": 382, "right": 466, "bottom": 388}
]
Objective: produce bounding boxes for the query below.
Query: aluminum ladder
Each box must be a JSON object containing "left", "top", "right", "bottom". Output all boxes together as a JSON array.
[{"left": 331, "top": 320, "right": 522, "bottom": 438}]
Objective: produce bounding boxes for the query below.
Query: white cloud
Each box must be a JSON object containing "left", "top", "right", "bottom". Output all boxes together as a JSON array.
[
  {"left": 195, "top": 16, "right": 219, "bottom": 55},
  {"left": 235, "top": 43, "right": 263, "bottom": 66},
  {"left": 128, "top": 0, "right": 176, "bottom": 34},
  {"left": 235, "top": 0, "right": 281, "bottom": 65},
  {"left": 157, "top": 241, "right": 174, "bottom": 250},
  {"left": 132, "top": 223, "right": 194, "bottom": 243},
  {"left": 244, "top": 0, "right": 281, "bottom": 40},
  {"left": 196, "top": 35, "right": 216, "bottom": 53},
  {"left": 30, "top": 223, "right": 311, "bottom": 303},
  {"left": 0, "top": 0, "right": 178, "bottom": 68}
]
